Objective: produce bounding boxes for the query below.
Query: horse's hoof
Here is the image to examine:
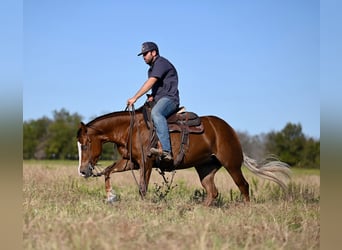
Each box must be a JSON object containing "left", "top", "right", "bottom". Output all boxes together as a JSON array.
[{"left": 106, "top": 194, "right": 119, "bottom": 204}]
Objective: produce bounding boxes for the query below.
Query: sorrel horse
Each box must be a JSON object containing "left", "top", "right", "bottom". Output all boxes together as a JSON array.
[{"left": 77, "top": 106, "right": 290, "bottom": 206}]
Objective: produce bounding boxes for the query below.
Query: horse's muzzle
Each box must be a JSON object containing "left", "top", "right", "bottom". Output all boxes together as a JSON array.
[{"left": 80, "top": 163, "right": 94, "bottom": 178}]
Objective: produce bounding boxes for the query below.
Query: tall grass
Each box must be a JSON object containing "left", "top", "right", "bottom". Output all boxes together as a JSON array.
[{"left": 23, "top": 161, "right": 319, "bottom": 250}]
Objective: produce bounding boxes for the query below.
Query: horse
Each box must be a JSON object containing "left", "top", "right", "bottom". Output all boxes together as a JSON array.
[{"left": 77, "top": 106, "right": 291, "bottom": 206}]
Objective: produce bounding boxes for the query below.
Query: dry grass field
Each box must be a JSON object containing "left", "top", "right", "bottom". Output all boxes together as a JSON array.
[{"left": 23, "top": 160, "right": 319, "bottom": 250}]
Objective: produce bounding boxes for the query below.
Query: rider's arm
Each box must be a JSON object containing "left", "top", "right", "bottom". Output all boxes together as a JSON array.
[{"left": 127, "top": 77, "right": 157, "bottom": 105}]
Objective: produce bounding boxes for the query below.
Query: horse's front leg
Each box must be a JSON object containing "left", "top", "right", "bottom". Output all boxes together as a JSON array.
[
  {"left": 104, "top": 159, "right": 133, "bottom": 203},
  {"left": 104, "top": 169, "right": 117, "bottom": 203}
]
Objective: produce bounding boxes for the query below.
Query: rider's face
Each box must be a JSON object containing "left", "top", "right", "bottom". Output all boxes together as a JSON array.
[{"left": 143, "top": 50, "right": 155, "bottom": 65}]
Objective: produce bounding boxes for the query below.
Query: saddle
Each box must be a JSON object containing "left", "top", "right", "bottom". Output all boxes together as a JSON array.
[
  {"left": 142, "top": 102, "right": 204, "bottom": 167},
  {"left": 167, "top": 107, "right": 204, "bottom": 133}
]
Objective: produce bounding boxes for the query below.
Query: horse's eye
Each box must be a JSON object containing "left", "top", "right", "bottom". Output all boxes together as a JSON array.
[{"left": 81, "top": 145, "right": 88, "bottom": 150}]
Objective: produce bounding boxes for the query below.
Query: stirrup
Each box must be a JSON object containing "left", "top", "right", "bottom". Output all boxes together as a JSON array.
[
  {"left": 161, "top": 151, "right": 173, "bottom": 162},
  {"left": 150, "top": 147, "right": 162, "bottom": 156}
]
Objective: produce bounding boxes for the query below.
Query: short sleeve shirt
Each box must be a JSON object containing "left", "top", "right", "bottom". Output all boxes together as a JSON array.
[{"left": 148, "top": 56, "right": 180, "bottom": 106}]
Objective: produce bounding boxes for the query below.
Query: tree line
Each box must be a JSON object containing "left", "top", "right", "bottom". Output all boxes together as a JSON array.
[{"left": 23, "top": 109, "right": 320, "bottom": 168}]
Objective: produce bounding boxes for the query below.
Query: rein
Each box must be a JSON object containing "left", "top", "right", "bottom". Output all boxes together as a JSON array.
[
  {"left": 128, "top": 104, "right": 177, "bottom": 194},
  {"left": 126, "top": 104, "right": 146, "bottom": 199}
]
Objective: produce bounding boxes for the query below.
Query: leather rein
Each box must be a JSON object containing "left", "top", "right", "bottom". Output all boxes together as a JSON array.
[
  {"left": 126, "top": 104, "right": 146, "bottom": 199},
  {"left": 86, "top": 105, "right": 146, "bottom": 199}
]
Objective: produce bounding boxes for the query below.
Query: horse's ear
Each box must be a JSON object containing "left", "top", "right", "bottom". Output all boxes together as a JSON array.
[{"left": 79, "top": 122, "right": 87, "bottom": 133}]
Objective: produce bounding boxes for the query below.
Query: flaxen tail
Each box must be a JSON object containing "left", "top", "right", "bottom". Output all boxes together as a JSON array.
[{"left": 243, "top": 154, "right": 291, "bottom": 190}]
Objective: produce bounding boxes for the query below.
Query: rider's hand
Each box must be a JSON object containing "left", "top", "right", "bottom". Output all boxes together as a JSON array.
[
  {"left": 147, "top": 95, "right": 154, "bottom": 102},
  {"left": 127, "top": 97, "right": 137, "bottom": 106}
]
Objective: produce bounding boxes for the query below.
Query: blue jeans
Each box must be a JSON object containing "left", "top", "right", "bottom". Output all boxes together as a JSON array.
[{"left": 151, "top": 97, "right": 178, "bottom": 152}]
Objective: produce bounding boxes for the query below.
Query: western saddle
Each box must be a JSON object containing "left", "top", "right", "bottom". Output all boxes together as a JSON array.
[{"left": 142, "top": 101, "right": 204, "bottom": 167}]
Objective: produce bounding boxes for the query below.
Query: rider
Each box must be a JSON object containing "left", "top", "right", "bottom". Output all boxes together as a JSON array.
[{"left": 127, "top": 42, "right": 180, "bottom": 161}]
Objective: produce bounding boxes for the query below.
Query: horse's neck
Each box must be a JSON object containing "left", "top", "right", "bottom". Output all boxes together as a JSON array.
[
  {"left": 105, "top": 115, "right": 130, "bottom": 143},
  {"left": 92, "top": 112, "right": 143, "bottom": 145}
]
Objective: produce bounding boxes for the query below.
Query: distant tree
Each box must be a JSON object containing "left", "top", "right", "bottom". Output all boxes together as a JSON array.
[
  {"left": 101, "top": 142, "right": 120, "bottom": 161},
  {"left": 23, "top": 109, "right": 121, "bottom": 160},
  {"left": 301, "top": 138, "right": 320, "bottom": 168},
  {"left": 265, "top": 123, "right": 319, "bottom": 168},
  {"left": 45, "top": 109, "right": 82, "bottom": 159},
  {"left": 265, "top": 123, "right": 304, "bottom": 166},
  {"left": 237, "top": 131, "right": 266, "bottom": 161},
  {"left": 23, "top": 117, "right": 51, "bottom": 159}
]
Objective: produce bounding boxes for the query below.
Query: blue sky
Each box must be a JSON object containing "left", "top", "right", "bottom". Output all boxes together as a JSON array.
[{"left": 23, "top": 1, "right": 320, "bottom": 138}]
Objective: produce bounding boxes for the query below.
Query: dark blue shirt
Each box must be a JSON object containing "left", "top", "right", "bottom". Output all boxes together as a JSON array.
[{"left": 148, "top": 56, "right": 180, "bottom": 106}]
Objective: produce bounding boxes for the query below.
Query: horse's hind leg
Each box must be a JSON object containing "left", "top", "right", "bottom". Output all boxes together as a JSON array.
[
  {"left": 195, "top": 165, "right": 220, "bottom": 206},
  {"left": 224, "top": 165, "right": 250, "bottom": 202}
]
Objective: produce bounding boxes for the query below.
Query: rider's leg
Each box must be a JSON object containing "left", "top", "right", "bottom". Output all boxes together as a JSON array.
[{"left": 151, "top": 97, "right": 177, "bottom": 159}]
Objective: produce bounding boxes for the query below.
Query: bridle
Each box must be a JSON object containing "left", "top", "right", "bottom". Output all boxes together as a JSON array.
[
  {"left": 78, "top": 130, "right": 102, "bottom": 177},
  {"left": 78, "top": 107, "right": 147, "bottom": 194}
]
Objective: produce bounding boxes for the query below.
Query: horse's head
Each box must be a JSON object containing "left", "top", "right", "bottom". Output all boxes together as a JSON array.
[{"left": 76, "top": 122, "right": 102, "bottom": 178}]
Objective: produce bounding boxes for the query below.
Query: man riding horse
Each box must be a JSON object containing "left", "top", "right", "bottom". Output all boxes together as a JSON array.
[
  {"left": 127, "top": 42, "right": 179, "bottom": 162},
  {"left": 76, "top": 42, "right": 291, "bottom": 205}
]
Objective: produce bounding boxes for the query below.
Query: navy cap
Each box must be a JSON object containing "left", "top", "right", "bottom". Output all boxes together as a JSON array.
[{"left": 137, "top": 42, "right": 159, "bottom": 56}]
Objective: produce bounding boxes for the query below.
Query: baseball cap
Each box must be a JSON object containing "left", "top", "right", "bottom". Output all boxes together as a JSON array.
[{"left": 137, "top": 42, "right": 159, "bottom": 56}]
